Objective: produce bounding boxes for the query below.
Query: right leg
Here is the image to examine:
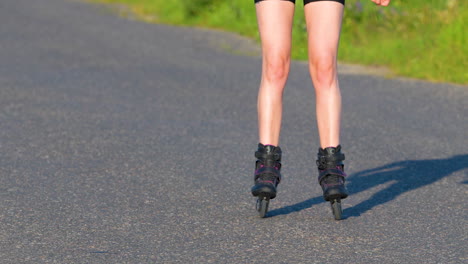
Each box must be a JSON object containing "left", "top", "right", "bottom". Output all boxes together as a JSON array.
[
  {"left": 251, "top": 0, "right": 295, "bottom": 210},
  {"left": 255, "top": 0, "right": 295, "bottom": 146}
]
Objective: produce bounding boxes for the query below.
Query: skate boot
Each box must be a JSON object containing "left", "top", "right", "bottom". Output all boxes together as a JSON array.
[
  {"left": 316, "top": 145, "right": 348, "bottom": 220},
  {"left": 251, "top": 143, "right": 282, "bottom": 218}
]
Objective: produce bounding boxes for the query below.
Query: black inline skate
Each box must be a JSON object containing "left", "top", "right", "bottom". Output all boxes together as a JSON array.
[
  {"left": 317, "top": 145, "right": 348, "bottom": 220},
  {"left": 251, "top": 143, "right": 282, "bottom": 218}
]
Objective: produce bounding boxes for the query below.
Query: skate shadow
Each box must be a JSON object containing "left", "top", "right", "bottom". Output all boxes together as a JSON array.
[
  {"left": 267, "top": 196, "right": 324, "bottom": 217},
  {"left": 267, "top": 154, "right": 468, "bottom": 218}
]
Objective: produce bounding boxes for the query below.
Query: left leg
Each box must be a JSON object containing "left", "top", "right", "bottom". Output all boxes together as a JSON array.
[
  {"left": 304, "top": 0, "right": 344, "bottom": 149},
  {"left": 304, "top": 1, "right": 348, "bottom": 209}
]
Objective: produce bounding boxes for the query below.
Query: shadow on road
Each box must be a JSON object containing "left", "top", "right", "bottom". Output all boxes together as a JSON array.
[{"left": 267, "top": 154, "right": 468, "bottom": 218}]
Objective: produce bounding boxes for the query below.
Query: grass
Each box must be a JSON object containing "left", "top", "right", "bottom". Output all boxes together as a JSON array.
[{"left": 89, "top": 0, "right": 467, "bottom": 84}]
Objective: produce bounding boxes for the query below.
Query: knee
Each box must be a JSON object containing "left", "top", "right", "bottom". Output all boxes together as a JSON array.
[
  {"left": 262, "top": 55, "right": 290, "bottom": 85},
  {"left": 309, "top": 55, "right": 337, "bottom": 89}
]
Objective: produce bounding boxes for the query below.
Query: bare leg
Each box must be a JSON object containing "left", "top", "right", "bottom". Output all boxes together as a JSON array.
[
  {"left": 304, "top": 1, "right": 344, "bottom": 148},
  {"left": 256, "top": 0, "right": 295, "bottom": 146}
]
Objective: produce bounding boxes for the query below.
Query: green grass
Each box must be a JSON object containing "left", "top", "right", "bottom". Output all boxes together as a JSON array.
[{"left": 89, "top": 0, "right": 467, "bottom": 84}]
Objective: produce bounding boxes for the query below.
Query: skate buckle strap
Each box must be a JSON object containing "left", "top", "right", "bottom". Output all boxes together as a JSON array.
[
  {"left": 255, "top": 151, "right": 281, "bottom": 161},
  {"left": 316, "top": 153, "right": 345, "bottom": 166},
  {"left": 318, "top": 168, "right": 346, "bottom": 184},
  {"left": 255, "top": 166, "right": 281, "bottom": 183}
]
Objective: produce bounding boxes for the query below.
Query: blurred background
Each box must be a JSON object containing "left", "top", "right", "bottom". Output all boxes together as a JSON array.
[{"left": 89, "top": 0, "right": 467, "bottom": 85}]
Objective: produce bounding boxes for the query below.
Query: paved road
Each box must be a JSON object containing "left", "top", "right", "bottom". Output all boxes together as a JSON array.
[{"left": 1, "top": 0, "right": 467, "bottom": 263}]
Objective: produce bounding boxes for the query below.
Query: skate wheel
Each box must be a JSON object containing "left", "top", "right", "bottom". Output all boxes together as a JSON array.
[
  {"left": 330, "top": 199, "right": 342, "bottom": 220},
  {"left": 256, "top": 197, "right": 269, "bottom": 218}
]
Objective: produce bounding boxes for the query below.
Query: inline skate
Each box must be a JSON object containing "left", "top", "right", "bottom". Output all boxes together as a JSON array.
[
  {"left": 251, "top": 143, "right": 282, "bottom": 218},
  {"left": 317, "top": 145, "right": 348, "bottom": 220}
]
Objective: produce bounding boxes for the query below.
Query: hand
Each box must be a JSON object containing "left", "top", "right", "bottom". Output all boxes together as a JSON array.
[{"left": 371, "top": 0, "right": 391, "bottom": 6}]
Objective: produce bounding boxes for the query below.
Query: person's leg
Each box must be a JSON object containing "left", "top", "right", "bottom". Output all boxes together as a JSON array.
[
  {"left": 255, "top": 0, "right": 295, "bottom": 146},
  {"left": 304, "top": 1, "right": 344, "bottom": 148},
  {"left": 304, "top": 1, "right": 348, "bottom": 211},
  {"left": 251, "top": 1, "right": 295, "bottom": 213}
]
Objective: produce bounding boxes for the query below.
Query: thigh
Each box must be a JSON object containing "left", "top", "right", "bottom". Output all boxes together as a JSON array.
[
  {"left": 304, "top": 1, "right": 344, "bottom": 60},
  {"left": 256, "top": 0, "right": 295, "bottom": 59}
]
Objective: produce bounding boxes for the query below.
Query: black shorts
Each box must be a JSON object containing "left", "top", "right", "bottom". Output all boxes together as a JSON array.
[{"left": 254, "top": 0, "right": 345, "bottom": 5}]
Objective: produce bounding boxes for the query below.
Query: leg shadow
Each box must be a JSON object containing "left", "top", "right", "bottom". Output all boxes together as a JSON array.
[
  {"left": 265, "top": 154, "right": 468, "bottom": 218},
  {"left": 344, "top": 154, "right": 468, "bottom": 217}
]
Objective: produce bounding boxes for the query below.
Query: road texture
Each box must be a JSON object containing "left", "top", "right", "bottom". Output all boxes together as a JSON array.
[{"left": 0, "top": 0, "right": 467, "bottom": 263}]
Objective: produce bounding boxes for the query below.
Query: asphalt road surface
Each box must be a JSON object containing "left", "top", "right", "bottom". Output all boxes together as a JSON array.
[{"left": 1, "top": 0, "right": 467, "bottom": 263}]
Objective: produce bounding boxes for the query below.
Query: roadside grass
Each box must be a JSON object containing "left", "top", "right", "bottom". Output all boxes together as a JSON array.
[{"left": 89, "top": 0, "right": 467, "bottom": 84}]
